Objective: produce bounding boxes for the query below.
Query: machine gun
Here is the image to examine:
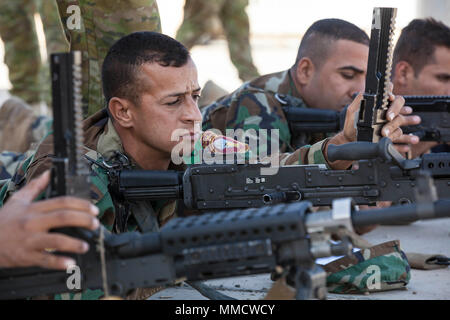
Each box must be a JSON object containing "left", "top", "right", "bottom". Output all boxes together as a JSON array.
[
  {"left": 104, "top": 136, "right": 450, "bottom": 210},
  {"left": 400, "top": 95, "right": 450, "bottom": 141},
  {"left": 1, "top": 196, "right": 449, "bottom": 300},
  {"left": 283, "top": 95, "right": 450, "bottom": 149}
]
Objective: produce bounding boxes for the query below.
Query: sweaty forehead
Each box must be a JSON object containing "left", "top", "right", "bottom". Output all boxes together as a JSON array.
[{"left": 138, "top": 58, "right": 199, "bottom": 97}]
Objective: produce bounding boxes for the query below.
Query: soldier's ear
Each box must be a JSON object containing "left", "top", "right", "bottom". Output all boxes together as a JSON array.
[
  {"left": 394, "top": 61, "right": 414, "bottom": 87},
  {"left": 108, "top": 97, "right": 134, "bottom": 128},
  {"left": 295, "top": 57, "right": 315, "bottom": 85}
]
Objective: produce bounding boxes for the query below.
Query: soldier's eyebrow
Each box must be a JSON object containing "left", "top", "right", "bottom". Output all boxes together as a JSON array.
[
  {"left": 337, "top": 66, "right": 365, "bottom": 74},
  {"left": 166, "top": 87, "right": 202, "bottom": 97}
]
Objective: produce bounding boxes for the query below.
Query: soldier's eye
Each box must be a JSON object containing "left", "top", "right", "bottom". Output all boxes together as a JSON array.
[
  {"left": 341, "top": 72, "right": 355, "bottom": 80},
  {"left": 166, "top": 99, "right": 181, "bottom": 106},
  {"left": 436, "top": 74, "right": 450, "bottom": 83}
]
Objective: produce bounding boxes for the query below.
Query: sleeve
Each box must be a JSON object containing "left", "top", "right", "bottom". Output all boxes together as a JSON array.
[
  {"left": 223, "top": 91, "right": 293, "bottom": 155},
  {"left": 262, "top": 138, "right": 332, "bottom": 168}
]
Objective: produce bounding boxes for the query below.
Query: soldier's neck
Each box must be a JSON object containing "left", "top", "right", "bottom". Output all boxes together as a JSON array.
[{"left": 115, "top": 128, "right": 171, "bottom": 171}]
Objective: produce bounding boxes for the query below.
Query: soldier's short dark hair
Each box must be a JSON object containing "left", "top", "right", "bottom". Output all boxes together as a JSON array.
[
  {"left": 393, "top": 18, "right": 450, "bottom": 76},
  {"left": 102, "top": 31, "right": 190, "bottom": 106},
  {"left": 294, "top": 19, "right": 369, "bottom": 69}
]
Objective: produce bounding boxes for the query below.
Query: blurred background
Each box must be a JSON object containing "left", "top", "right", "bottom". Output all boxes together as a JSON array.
[{"left": 0, "top": 0, "right": 449, "bottom": 105}]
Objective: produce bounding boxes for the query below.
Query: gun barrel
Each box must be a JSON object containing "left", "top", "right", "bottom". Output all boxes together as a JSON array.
[{"left": 351, "top": 199, "right": 450, "bottom": 226}]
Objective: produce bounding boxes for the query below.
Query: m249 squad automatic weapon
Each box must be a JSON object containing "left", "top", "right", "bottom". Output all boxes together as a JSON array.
[{"left": 1, "top": 196, "right": 449, "bottom": 300}]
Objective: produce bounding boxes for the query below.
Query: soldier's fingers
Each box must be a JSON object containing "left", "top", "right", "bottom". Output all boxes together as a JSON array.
[
  {"left": 347, "top": 92, "right": 363, "bottom": 114},
  {"left": 393, "top": 143, "right": 411, "bottom": 154},
  {"left": 387, "top": 127, "right": 403, "bottom": 141},
  {"left": 386, "top": 96, "right": 405, "bottom": 121},
  {"left": 30, "top": 251, "right": 77, "bottom": 270},
  {"left": 400, "top": 106, "right": 413, "bottom": 115},
  {"left": 393, "top": 134, "right": 420, "bottom": 145},
  {"left": 31, "top": 233, "right": 89, "bottom": 256},
  {"left": 10, "top": 170, "right": 51, "bottom": 203},
  {"left": 376, "top": 201, "right": 392, "bottom": 208},
  {"left": 31, "top": 196, "right": 99, "bottom": 216},
  {"left": 31, "top": 210, "right": 99, "bottom": 231},
  {"left": 382, "top": 114, "right": 420, "bottom": 137}
]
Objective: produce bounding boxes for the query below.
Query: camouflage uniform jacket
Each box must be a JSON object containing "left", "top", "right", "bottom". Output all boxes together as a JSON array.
[
  {"left": 202, "top": 69, "right": 335, "bottom": 163},
  {"left": 0, "top": 109, "right": 180, "bottom": 299}
]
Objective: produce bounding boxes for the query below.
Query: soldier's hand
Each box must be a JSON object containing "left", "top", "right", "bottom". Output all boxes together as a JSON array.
[
  {"left": 408, "top": 141, "right": 439, "bottom": 159},
  {"left": 0, "top": 171, "right": 99, "bottom": 270},
  {"left": 340, "top": 91, "right": 420, "bottom": 144},
  {"left": 380, "top": 88, "right": 421, "bottom": 153}
]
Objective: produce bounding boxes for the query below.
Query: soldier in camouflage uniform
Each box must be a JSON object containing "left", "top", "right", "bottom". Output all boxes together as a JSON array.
[
  {"left": 0, "top": 0, "right": 161, "bottom": 179},
  {"left": 392, "top": 18, "right": 450, "bottom": 158},
  {"left": 0, "top": 31, "right": 413, "bottom": 299},
  {"left": 55, "top": 0, "right": 161, "bottom": 118},
  {"left": 0, "top": 0, "right": 68, "bottom": 108},
  {"left": 202, "top": 19, "right": 373, "bottom": 155},
  {"left": 176, "top": 0, "right": 259, "bottom": 82}
]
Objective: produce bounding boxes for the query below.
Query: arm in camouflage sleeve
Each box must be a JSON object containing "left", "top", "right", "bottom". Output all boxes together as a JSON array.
[{"left": 207, "top": 89, "right": 351, "bottom": 169}]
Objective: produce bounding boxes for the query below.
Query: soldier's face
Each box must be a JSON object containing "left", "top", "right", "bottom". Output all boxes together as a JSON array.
[
  {"left": 132, "top": 58, "right": 203, "bottom": 157},
  {"left": 402, "top": 46, "right": 450, "bottom": 96},
  {"left": 305, "top": 39, "right": 368, "bottom": 111}
]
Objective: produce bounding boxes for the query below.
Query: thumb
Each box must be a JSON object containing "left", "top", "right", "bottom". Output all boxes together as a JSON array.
[
  {"left": 346, "top": 92, "right": 363, "bottom": 119},
  {"left": 343, "top": 93, "right": 363, "bottom": 139},
  {"left": 16, "top": 170, "right": 51, "bottom": 203}
]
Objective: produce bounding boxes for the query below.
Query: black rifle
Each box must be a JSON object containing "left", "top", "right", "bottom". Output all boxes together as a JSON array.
[
  {"left": 105, "top": 136, "right": 450, "bottom": 209},
  {"left": 1, "top": 197, "right": 449, "bottom": 300},
  {"left": 357, "top": 7, "right": 397, "bottom": 142},
  {"left": 49, "top": 51, "right": 89, "bottom": 200},
  {"left": 400, "top": 95, "right": 450, "bottom": 141},
  {"left": 284, "top": 95, "right": 450, "bottom": 149},
  {"left": 47, "top": 51, "right": 96, "bottom": 249}
]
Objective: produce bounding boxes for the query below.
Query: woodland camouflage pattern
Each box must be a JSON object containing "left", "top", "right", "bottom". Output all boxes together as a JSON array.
[
  {"left": 202, "top": 69, "right": 334, "bottom": 157},
  {"left": 0, "top": 0, "right": 68, "bottom": 105},
  {"left": 56, "top": 0, "right": 161, "bottom": 118},
  {"left": 176, "top": 0, "right": 259, "bottom": 82},
  {"left": 323, "top": 240, "right": 411, "bottom": 294},
  {"left": 0, "top": 109, "right": 178, "bottom": 300}
]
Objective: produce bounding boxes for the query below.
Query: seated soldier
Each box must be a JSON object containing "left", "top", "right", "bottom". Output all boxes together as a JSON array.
[
  {"left": 202, "top": 18, "right": 419, "bottom": 155},
  {"left": 3, "top": 31, "right": 416, "bottom": 299},
  {"left": 392, "top": 18, "right": 450, "bottom": 157}
]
